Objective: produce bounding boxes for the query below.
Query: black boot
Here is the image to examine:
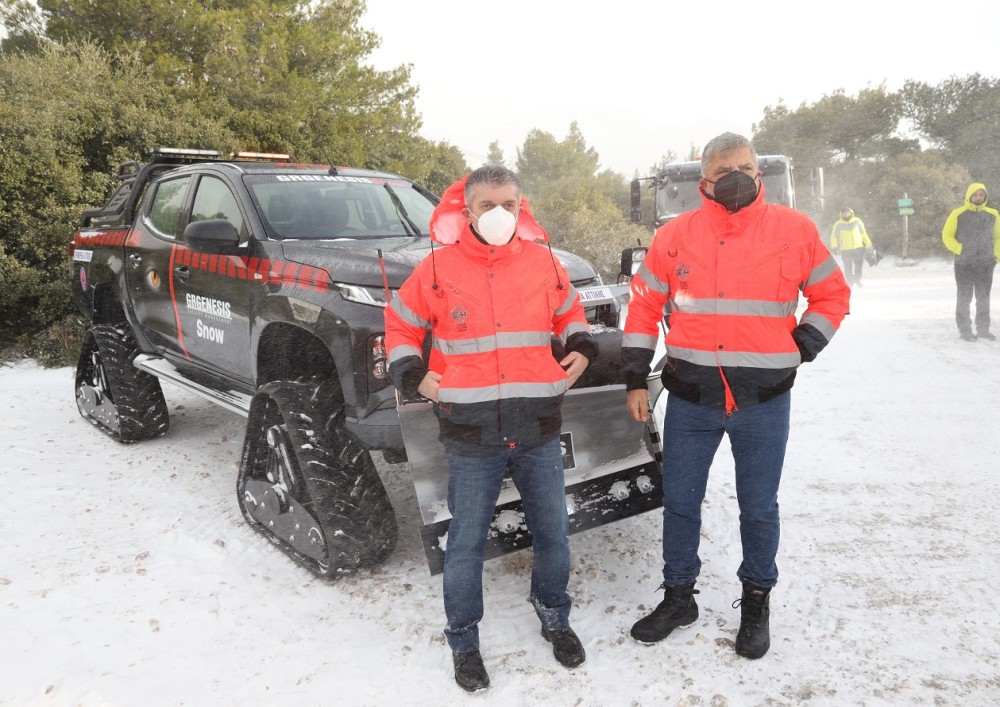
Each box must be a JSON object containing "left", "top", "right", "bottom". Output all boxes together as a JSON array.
[
  {"left": 630, "top": 583, "right": 699, "bottom": 644},
  {"left": 453, "top": 650, "right": 490, "bottom": 693},
  {"left": 541, "top": 626, "right": 586, "bottom": 668},
  {"left": 734, "top": 583, "right": 771, "bottom": 659}
]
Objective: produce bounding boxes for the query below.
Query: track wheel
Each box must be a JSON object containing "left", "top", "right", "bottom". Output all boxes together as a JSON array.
[
  {"left": 74, "top": 324, "right": 169, "bottom": 443},
  {"left": 237, "top": 379, "right": 397, "bottom": 577}
]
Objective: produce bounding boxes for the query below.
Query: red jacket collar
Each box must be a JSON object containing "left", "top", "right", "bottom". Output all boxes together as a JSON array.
[
  {"left": 457, "top": 225, "right": 523, "bottom": 261},
  {"left": 699, "top": 181, "right": 768, "bottom": 229}
]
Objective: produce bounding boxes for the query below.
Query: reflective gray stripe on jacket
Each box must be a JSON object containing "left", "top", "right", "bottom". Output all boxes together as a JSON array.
[
  {"left": 438, "top": 379, "right": 569, "bottom": 403},
  {"left": 665, "top": 345, "right": 801, "bottom": 369},
  {"left": 434, "top": 331, "right": 553, "bottom": 356}
]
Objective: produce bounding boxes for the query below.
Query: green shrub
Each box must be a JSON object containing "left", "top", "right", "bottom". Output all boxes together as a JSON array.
[{"left": 17, "top": 314, "right": 84, "bottom": 368}]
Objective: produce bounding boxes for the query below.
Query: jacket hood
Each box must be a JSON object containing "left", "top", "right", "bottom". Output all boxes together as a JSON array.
[
  {"left": 429, "top": 175, "right": 549, "bottom": 245},
  {"left": 965, "top": 183, "right": 988, "bottom": 208}
]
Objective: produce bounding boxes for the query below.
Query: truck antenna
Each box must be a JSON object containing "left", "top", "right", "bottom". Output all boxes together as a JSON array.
[
  {"left": 377, "top": 249, "right": 391, "bottom": 303},
  {"left": 323, "top": 150, "right": 338, "bottom": 176}
]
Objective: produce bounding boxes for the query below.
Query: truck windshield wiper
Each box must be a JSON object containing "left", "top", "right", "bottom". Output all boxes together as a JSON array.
[{"left": 382, "top": 184, "right": 420, "bottom": 237}]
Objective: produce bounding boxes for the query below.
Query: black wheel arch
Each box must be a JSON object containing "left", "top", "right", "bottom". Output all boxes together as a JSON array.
[
  {"left": 255, "top": 322, "right": 341, "bottom": 390},
  {"left": 90, "top": 284, "right": 127, "bottom": 325}
]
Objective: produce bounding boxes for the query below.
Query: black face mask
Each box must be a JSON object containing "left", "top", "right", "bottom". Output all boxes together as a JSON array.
[{"left": 709, "top": 171, "right": 758, "bottom": 213}]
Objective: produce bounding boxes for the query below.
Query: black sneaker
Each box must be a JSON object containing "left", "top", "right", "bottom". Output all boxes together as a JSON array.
[
  {"left": 960, "top": 332, "right": 977, "bottom": 342},
  {"left": 978, "top": 331, "right": 997, "bottom": 341},
  {"left": 734, "top": 583, "right": 771, "bottom": 659},
  {"left": 453, "top": 650, "right": 489, "bottom": 693},
  {"left": 541, "top": 626, "right": 586, "bottom": 668},
  {"left": 630, "top": 583, "right": 699, "bottom": 644}
]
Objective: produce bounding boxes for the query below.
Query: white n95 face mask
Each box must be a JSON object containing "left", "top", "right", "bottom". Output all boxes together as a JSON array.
[{"left": 472, "top": 205, "right": 517, "bottom": 245}]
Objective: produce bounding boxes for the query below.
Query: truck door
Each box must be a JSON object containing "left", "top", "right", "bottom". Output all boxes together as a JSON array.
[
  {"left": 171, "top": 174, "right": 253, "bottom": 382},
  {"left": 126, "top": 174, "right": 193, "bottom": 355}
]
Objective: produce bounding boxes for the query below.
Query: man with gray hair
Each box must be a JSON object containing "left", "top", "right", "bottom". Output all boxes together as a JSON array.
[
  {"left": 622, "top": 132, "right": 850, "bottom": 658},
  {"left": 385, "top": 165, "right": 596, "bottom": 691}
]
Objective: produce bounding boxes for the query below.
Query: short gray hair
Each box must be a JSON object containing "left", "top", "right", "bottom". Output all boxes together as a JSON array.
[
  {"left": 464, "top": 164, "right": 522, "bottom": 205},
  {"left": 700, "top": 133, "right": 758, "bottom": 177}
]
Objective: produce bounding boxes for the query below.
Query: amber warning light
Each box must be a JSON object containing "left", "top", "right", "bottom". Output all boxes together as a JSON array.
[{"left": 232, "top": 151, "right": 291, "bottom": 162}]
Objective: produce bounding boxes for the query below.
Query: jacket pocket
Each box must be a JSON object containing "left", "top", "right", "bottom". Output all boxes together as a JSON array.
[
  {"left": 751, "top": 243, "right": 799, "bottom": 299},
  {"left": 518, "top": 278, "right": 558, "bottom": 326},
  {"left": 435, "top": 282, "right": 484, "bottom": 337},
  {"left": 778, "top": 253, "right": 804, "bottom": 300}
]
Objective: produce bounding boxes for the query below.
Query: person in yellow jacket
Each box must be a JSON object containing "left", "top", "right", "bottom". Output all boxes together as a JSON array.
[
  {"left": 942, "top": 183, "right": 1000, "bottom": 341},
  {"left": 829, "top": 207, "right": 873, "bottom": 287}
]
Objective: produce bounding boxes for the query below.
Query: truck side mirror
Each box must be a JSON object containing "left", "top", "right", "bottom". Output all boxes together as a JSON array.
[
  {"left": 810, "top": 167, "right": 825, "bottom": 196},
  {"left": 183, "top": 219, "right": 241, "bottom": 252},
  {"left": 811, "top": 167, "right": 825, "bottom": 213},
  {"left": 630, "top": 179, "right": 642, "bottom": 225},
  {"left": 620, "top": 246, "right": 648, "bottom": 283}
]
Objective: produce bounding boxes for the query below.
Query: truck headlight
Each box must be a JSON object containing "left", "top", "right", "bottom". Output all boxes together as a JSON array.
[{"left": 335, "top": 283, "right": 396, "bottom": 307}]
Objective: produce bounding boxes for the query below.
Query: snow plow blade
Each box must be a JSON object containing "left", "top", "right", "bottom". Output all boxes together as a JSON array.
[{"left": 397, "top": 376, "right": 663, "bottom": 575}]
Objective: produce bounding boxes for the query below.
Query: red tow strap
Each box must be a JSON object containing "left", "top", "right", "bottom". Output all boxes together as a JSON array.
[{"left": 718, "top": 364, "right": 738, "bottom": 416}]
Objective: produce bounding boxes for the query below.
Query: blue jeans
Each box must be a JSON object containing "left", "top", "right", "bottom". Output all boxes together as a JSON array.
[
  {"left": 442, "top": 436, "right": 571, "bottom": 654},
  {"left": 659, "top": 392, "right": 790, "bottom": 589}
]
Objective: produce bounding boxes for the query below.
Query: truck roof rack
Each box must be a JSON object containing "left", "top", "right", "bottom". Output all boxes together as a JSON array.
[
  {"left": 115, "top": 160, "right": 142, "bottom": 180},
  {"left": 147, "top": 147, "right": 292, "bottom": 164}
]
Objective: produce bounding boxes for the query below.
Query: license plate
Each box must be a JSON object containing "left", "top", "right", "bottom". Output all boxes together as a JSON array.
[{"left": 578, "top": 286, "right": 613, "bottom": 303}]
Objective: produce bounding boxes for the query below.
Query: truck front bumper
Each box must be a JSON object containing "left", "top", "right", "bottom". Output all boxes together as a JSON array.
[{"left": 397, "top": 380, "right": 664, "bottom": 575}]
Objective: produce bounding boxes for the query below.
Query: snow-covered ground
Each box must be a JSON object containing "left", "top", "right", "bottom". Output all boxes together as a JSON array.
[{"left": 2, "top": 257, "right": 999, "bottom": 706}]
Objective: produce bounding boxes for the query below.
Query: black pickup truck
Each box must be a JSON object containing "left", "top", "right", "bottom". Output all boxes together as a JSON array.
[{"left": 70, "top": 148, "right": 663, "bottom": 577}]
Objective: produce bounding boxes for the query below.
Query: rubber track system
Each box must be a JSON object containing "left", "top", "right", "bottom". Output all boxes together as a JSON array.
[
  {"left": 237, "top": 379, "right": 398, "bottom": 578},
  {"left": 75, "top": 325, "right": 169, "bottom": 443}
]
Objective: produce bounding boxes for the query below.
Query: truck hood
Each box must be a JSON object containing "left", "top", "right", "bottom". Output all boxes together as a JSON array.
[{"left": 277, "top": 237, "right": 601, "bottom": 289}]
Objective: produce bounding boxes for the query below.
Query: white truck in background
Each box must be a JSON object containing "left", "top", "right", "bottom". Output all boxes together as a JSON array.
[{"left": 630, "top": 155, "right": 825, "bottom": 229}]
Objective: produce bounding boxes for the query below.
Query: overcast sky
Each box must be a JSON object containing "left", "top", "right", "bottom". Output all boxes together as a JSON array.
[{"left": 361, "top": 1, "right": 1000, "bottom": 176}]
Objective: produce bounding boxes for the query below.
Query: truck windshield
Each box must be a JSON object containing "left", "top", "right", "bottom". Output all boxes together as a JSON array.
[
  {"left": 244, "top": 174, "right": 436, "bottom": 240},
  {"left": 655, "top": 178, "right": 703, "bottom": 225}
]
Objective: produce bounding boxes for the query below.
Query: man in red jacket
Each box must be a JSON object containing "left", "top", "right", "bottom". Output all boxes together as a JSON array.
[
  {"left": 622, "top": 133, "right": 850, "bottom": 659},
  {"left": 385, "top": 165, "right": 596, "bottom": 692}
]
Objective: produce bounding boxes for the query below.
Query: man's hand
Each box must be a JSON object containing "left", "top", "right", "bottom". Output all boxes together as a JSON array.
[
  {"left": 626, "top": 388, "right": 650, "bottom": 422},
  {"left": 559, "top": 351, "right": 589, "bottom": 388},
  {"left": 417, "top": 370, "right": 442, "bottom": 402}
]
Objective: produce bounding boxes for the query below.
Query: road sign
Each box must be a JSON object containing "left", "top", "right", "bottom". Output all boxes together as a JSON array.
[
  {"left": 898, "top": 198, "right": 913, "bottom": 208},
  {"left": 899, "top": 207, "right": 915, "bottom": 216}
]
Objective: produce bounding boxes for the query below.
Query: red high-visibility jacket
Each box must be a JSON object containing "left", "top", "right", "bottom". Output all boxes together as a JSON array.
[
  {"left": 623, "top": 185, "right": 851, "bottom": 413},
  {"left": 386, "top": 226, "right": 595, "bottom": 448}
]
